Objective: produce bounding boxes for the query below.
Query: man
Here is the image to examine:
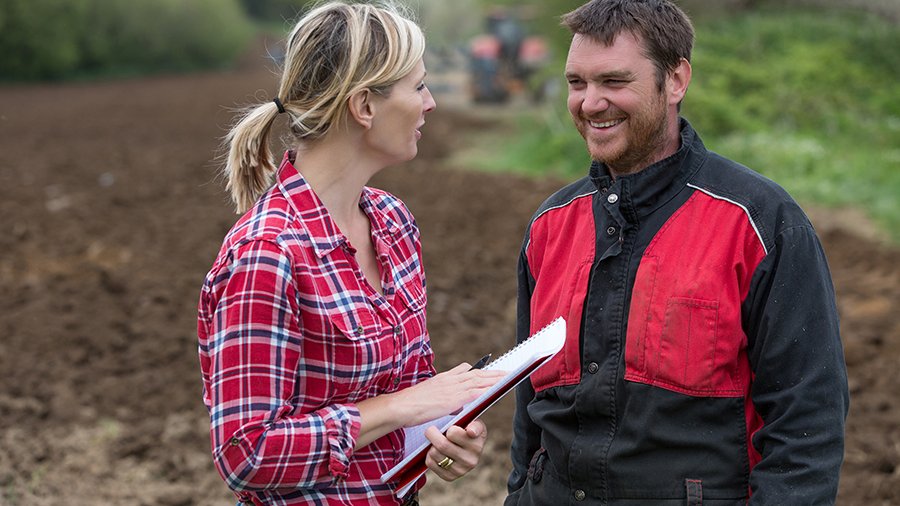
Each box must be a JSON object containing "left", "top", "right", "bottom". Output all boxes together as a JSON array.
[{"left": 505, "top": 1, "right": 849, "bottom": 504}]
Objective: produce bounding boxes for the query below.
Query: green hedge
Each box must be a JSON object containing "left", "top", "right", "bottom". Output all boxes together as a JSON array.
[
  {"left": 453, "top": 6, "right": 900, "bottom": 240},
  {"left": 238, "top": 0, "right": 308, "bottom": 21},
  {"left": 0, "top": 0, "right": 254, "bottom": 81}
]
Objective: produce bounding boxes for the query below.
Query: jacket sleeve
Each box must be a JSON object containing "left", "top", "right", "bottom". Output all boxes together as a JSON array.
[
  {"left": 743, "top": 225, "right": 849, "bottom": 504},
  {"left": 506, "top": 243, "right": 543, "bottom": 503}
]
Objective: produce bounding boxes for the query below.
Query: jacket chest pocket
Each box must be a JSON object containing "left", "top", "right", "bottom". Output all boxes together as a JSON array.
[{"left": 624, "top": 256, "right": 748, "bottom": 397}]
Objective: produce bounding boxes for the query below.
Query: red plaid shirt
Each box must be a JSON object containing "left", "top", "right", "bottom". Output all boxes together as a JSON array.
[{"left": 197, "top": 152, "right": 434, "bottom": 505}]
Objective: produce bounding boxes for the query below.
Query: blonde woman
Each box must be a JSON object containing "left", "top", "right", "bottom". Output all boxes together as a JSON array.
[{"left": 197, "top": 2, "right": 504, "bottom": 504}]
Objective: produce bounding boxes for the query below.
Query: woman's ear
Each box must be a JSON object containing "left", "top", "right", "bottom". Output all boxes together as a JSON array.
[{"left": 348, "top": 89, "right": 375, "bottom": 129}]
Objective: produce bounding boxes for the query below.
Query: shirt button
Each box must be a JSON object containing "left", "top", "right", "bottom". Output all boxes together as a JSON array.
[
  {"left": 607, "top": 193, "right": 619, "bottom": 204},
  {"left": 355, "top": 325, "right": 364, "bottom": 335},
  {"left": 606, "top": 226, "right": 616, "bottom": 236},
  {"left": 393, "top": 325, "right": 402, "bottom": 335},
  {"left": 574, "top": 489, "right": 586, "bottom": 501},
  {"left": 393, "top": 377, "right": 401, "bottom": 387},
  {"left": 230, "top": 437, "right": 240, "bottom": 446},
  {"left": 587, "top": 362, "right": 599, "bottom": 374}
]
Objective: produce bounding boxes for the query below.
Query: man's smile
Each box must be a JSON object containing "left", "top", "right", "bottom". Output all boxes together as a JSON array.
[{"left": 588, "top": 118, "right": 625, "bottom": 129}]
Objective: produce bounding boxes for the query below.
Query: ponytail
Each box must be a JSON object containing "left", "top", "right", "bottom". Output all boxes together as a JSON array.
[
  {"left": 222, "top": 101, "right": 282, "bottom": 213},
  {"left": 220, "top": 1, "right": 425, "bottom": 214}
]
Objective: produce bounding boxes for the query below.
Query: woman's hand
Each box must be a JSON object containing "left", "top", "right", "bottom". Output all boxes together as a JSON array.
[
  {"left": 424, "top": 419, "right": 490, "bottom": 481},
  {"left": 354, "top": 363, "right": 504, "bottom": 449},
  {"left": 396, "top": 364, "right": 506, "bottom": 427}
]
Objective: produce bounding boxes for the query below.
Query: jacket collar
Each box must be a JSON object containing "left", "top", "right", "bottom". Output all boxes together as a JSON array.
[{"left": 589, "top": 117, "right": 707, "bottom": 223}]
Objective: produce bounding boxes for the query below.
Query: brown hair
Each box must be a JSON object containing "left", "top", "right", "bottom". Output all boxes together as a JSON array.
[{"left": 561, "top": 0, "right": 694, "bottom": 91}]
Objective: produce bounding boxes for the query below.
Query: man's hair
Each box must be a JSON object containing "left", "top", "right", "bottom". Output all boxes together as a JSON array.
[{"left": 562, "top": 0, "right": 694, "bottom": 90}]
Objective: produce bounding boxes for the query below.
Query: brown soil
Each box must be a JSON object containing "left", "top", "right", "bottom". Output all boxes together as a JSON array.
[{"left": 0, "top": 59, "right": 897, "bottom": 505}]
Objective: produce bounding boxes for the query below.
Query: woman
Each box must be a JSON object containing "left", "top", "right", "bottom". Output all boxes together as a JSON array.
[{"left": 196, "top": 2, "right": 504, "bottom": 505}]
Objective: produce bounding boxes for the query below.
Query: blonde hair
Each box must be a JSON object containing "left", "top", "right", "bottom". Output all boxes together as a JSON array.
[{"left": 223, "top": 0, "right": 426, "bottom": 213}]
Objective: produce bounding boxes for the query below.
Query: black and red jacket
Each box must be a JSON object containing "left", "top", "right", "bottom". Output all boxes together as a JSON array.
[{"left": 506, "top": 120, "right": 848, "bottom": 505}]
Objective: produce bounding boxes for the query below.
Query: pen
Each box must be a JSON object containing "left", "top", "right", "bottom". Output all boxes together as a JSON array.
[{"left": 470, "top": 353, "right": 492, "bottom": 371}]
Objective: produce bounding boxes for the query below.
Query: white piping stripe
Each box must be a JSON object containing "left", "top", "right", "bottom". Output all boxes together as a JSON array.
[
  {"left": 687, "top": 183, "right": 768, "bottom": 255},
  {"left": 525, "top": 190, "right": 597, "bottom": 252}
]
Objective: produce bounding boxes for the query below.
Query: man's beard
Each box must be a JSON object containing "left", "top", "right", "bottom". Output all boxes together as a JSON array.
[{"left": 581, "top": 91, "right": 669, "bottom": 175}]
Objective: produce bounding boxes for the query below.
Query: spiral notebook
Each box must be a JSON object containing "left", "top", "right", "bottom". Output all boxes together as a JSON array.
[{"left": 381, "top": 317, "right": 566, "bottom": 498}]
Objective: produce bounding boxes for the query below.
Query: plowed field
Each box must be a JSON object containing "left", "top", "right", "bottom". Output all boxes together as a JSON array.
[{"left": 1, "top": 58, "right": 897, "bottom": 505}]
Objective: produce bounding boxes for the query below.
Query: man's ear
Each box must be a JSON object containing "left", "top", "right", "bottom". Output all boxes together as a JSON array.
[
  {"left": 667, "top": 58, "right": 692, "bottom": 106},
  {"left": 348, "top": 88, "right": 375, "bottom": 129}
]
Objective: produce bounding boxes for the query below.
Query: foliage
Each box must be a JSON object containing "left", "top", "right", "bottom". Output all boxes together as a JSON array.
[
  {"left": 238, "top": 0, "right": 312, "bottom": 21},
  {"left": 455, "top": 6, "right": 900, "bottom": 241},
  {"left": 684, "top": 7, "right": 900, "bottom": 238},
  {"left": 0, "top": 0, "right": 254, "bottom": 81}
]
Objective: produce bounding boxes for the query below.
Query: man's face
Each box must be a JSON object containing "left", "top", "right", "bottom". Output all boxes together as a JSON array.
[{"left": 565, "top": 32, "right": 675, "bottom": 175}]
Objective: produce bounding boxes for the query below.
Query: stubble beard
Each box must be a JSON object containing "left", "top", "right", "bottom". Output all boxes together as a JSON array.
[{"left": 580, "top": 92, "right": 670, "bottom": 176}]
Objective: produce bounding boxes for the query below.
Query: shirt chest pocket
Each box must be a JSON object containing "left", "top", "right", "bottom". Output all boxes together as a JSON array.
[
  {"left": 322, "top": 301, "right": 392, "bottom": 398},
  {"left": 396, "top": 274, "right": 427, "bottom": 340}
]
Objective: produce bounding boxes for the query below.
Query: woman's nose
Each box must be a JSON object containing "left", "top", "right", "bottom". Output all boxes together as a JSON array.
[{"left": 423, "top": 87, "right": 436, "bottom": 113}]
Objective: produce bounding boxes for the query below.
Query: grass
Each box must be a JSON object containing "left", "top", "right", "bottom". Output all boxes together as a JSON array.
[{"left": 452, "top": 5, "right": 900, "bottom": 242}]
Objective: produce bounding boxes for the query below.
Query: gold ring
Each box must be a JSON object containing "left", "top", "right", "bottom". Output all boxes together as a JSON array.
[{"left": 437, "top": 456, "right": 454, "bottom": 469}]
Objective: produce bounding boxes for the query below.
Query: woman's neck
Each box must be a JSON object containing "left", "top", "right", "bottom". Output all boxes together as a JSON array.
[{"left": 293, "top": 133, "right": 382, "bottom": 231}]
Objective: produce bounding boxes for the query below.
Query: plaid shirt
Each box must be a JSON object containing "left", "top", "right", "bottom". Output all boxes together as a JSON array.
[{"left": 198, "top": 152, "right": 434, "bottom": 505}]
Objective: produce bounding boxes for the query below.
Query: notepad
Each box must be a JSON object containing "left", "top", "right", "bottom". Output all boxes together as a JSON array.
[{"left": 381, "top": 317, "right": 566, "bottom": 498}]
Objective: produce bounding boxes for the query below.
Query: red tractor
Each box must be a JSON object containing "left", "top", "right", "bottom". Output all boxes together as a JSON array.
[{"left": 468, "top": 8, "right": 550, "bottom": 103}]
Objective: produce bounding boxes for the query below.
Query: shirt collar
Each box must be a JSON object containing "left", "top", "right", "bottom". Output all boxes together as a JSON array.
[
  {"left": 275, "top": 151, "right": 400, "bottom": 258},
  {"left": 589, "top": 117, "right": 706, "bottom": 221}
]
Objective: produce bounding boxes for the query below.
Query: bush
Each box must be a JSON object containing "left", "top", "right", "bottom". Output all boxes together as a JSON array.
[
  {"left": 0, "top": 0, "right": 254, "bottom": 81},
  {"left": 455, "top": 6, "right": 900, "bottom": 240},
  {"left": 237, "top": 0, "right": 308, "bottom": 21},
  {"left": 684, "top": 7, "right": 900, "bottom": 238}
]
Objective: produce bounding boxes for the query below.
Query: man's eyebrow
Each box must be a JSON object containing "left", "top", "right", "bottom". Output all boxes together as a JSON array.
[{"left": 565, "top": 69, "right": 635, "bottom": 81}]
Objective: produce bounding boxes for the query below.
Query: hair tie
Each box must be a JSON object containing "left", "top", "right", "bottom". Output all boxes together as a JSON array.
[{"left": 273, "top": 97, "right": 286, "bottom": 114}]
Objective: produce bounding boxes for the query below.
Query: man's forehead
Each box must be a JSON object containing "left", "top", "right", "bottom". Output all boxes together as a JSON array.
[{"left": 566, "top": 32, "right": 648, "bottom": 67}]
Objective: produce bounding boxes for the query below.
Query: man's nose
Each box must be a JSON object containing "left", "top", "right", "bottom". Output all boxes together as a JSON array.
[{"left": 582, "top": 85, "right": 610, "bottom": 115}]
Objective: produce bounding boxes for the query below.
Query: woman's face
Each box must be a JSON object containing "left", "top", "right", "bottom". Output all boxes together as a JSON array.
[{"left": 366, "top": 59, "right": 436, "bottom": 165}]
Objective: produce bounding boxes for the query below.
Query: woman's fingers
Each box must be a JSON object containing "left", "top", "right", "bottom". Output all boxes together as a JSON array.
[
  {"left": 399, "top": 367, "right": 505, "bottom": 427},
  {"left": 461, "top": 419, "right": 487, "bottom": 440},
  {"left": 425, "top": 422, "right": 489, "bottom": 481}
]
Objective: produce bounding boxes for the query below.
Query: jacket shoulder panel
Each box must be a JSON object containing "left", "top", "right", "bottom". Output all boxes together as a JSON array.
[{"left": 688, "top": 153, "right": 813, "bottom": 253}]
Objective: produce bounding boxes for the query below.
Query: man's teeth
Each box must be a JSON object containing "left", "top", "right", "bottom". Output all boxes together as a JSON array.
[{"left": 590, "top": 119, "right": 623, "bottom": 128}]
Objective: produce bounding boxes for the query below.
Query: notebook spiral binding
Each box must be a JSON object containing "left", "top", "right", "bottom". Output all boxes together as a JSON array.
[{"left": 486, "top": 317, "right": 565, "bottom": 371}]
